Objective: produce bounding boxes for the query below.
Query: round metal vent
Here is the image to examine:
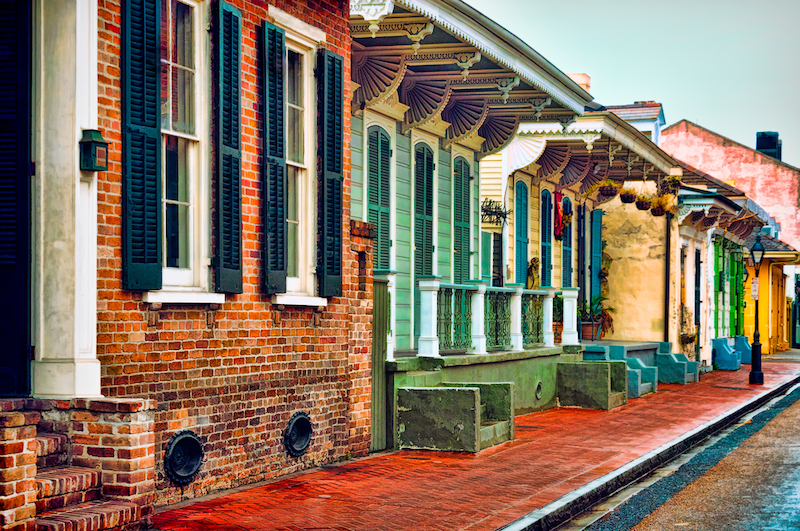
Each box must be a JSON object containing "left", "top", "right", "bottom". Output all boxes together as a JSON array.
[
  {"left": 164, "top": 430, "right": 204, "bottom": 485},
  {"left": 284, "top": 412, "right": 313, "bottom": 457}
]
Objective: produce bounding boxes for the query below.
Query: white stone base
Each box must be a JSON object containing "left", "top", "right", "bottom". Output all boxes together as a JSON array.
[{"left": 32, "top": 358, "right": 103, "bottom": 399}]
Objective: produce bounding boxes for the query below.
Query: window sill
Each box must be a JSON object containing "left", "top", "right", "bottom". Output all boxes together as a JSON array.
[
  {"left": 271, "top": 294, "right": 328, "bottom": 308},
  {"left": 142, "top": 290, "right": 226, "bottom": 305}
]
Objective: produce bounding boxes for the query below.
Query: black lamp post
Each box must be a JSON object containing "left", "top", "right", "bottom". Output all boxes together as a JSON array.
[{"left": 750, "top": 233, "right": 765, "bottom": 385}]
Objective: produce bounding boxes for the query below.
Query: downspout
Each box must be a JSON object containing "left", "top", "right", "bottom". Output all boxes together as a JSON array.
[{"left": 664, "top": 213, "right": 672, "bottom": 343}]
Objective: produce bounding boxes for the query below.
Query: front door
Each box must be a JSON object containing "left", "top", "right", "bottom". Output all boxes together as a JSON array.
[
  {"left": 0, "top": 1, "right": 32, "bottom": 396},
  {"left": 370, "top": 279, "right": 389, "bottom": 451}
]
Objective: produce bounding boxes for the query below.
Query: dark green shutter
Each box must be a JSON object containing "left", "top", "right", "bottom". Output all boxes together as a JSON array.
[
  {"left": 317, "top": 49, "right": 344, "bottom": 298},
  {"left": 413, "top": 143, "right": 434, "bottom": 341},
  {"left": 590, "top": 208, "right": 603, "bottom": 299},
  {"left": 262, "top": 21, "right": 286, "bottom": 294},
  {"left": 562, "top": 198, "right": 572, "bottom": 288},
  {"left": 367, "top": 126, "right": 391, "bottom": 271},
  {"left": 515, "top": 181, "right": 528, "bottom": 284},
  {"left": 122, "top": 0, "right": 162, "bottom": 290},
  {"left": 541, "top": 190, "right": 552, "bottom": 287},
  {"left": 213, "top": 2, "right": 243, "bottom": 293},
  {"left": 0, "top": 0, "right": 31, "bottom": 396},
  {"left": 481, "top": 231, "right": 491, "bottom": 283},
  {"left": 453, "top": 157, "right": 470, "bottom": 284}
]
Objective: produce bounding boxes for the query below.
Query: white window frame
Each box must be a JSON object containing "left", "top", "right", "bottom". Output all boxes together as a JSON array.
[
  {"left": 145, "top": 0, "right": 221, "bottom": 304},
  {"left": 282, "top": 29, "right": 317, "bottom": 297}
]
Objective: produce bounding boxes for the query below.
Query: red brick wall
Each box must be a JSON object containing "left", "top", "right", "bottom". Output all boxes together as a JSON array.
[
  {"left": 661, "top": 120, "right": 800, "bottom": 250},
  {"left": 97, "top": 0, "right": 371, "bottom": 505}
]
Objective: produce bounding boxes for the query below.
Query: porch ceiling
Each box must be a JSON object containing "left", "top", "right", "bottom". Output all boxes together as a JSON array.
[{"left": 350, "top": 0, "right": 591, "bottom": 158}]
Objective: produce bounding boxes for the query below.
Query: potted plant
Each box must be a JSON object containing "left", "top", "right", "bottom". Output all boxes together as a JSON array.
[
  {"left": 650, "top": 194, "right": 677, "bottom": 217},
  {"left": 598, "top": 179, "right": 619, "bottom": 197},
  {"left": 635, "top": 193, "right": 652, "bottom": 211},
  {"left": 665, "top": 173, "right": 682, "bottom": 192},
  {"left": 553, "top": 294, "right": 564, "bottom": 343},
  {"left": 579, "top": 295, "right": 615, "bottom": 340},
  {"left": 619, "top": 187, "right": 637, "bottom": 204}
]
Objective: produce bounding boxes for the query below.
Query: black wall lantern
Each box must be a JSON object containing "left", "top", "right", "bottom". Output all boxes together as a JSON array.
[
  {"left": 79, "top": 129, "right": 109, "bottom": 172},
  {"left": 284, "top": 412, "right": 313, "bottom": 457},
  {"left": 164, "top": 430, "right": 204, "bottom": 485}
]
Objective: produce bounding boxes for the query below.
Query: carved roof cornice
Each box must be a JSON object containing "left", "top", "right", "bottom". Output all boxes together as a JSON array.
[{"left": 349, "top": 0, "right": 592, "bottom": 113}]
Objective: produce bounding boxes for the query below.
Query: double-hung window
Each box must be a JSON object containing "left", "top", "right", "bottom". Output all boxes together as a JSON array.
[
  {"left": 262, "top": 9, "right": 344, "bottom": 301},
  {"left": 160, "top": 0, "right": 202, "bottom": 288}
]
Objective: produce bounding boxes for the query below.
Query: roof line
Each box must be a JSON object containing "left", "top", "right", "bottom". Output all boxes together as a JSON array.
[
  {"left": 663, "top": 119, "right": 800, "bottom": 173},
  {"left": 395, "top": 0, "right": 592, "bottom": 113}
]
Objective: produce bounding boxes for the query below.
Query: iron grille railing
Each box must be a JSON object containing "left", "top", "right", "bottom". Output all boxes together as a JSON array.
[
  {"left": 522, "top": 290, "right": 546, "bottom": 347},
  {"left": 485, "top": 287, "right": 513, "bottom": 351},
  {"left": 437, "top": 283, "right": 475, "bottom": 351}
]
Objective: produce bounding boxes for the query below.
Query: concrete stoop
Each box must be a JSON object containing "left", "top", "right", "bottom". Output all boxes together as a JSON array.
[
  {"left": 712, "top": 337, "right": 741, "bottom": 370},
  {"left": 556, "top": 361, "right": 628, "bottom": 411}
]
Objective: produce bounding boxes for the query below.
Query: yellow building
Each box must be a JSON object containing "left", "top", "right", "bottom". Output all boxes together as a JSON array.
[{"left": 743, "top": 232, "right": 800, "bottom": 355}]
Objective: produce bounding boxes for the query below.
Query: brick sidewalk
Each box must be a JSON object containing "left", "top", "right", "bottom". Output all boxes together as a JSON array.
[{"left": 152, "top": 363, "right": 800, "bottom": 531}]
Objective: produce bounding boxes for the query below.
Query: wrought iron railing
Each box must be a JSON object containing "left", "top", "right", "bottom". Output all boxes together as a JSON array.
[
  {"left": 437, "top": 283, "right": 476, "bottom": 351},
  {"left": 522, "top": 290, "right": 546, "bottom": 347},
  {"left": 485, "top": 287, "right": 513, "bottom": 351}
]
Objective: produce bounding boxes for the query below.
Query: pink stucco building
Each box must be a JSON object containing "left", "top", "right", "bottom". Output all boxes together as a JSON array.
[{"left": 661, "top": 120, "right": 800, "bottom": 251}]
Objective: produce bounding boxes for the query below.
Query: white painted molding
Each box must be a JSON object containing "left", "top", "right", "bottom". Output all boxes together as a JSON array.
[
  {"left": 144, "top": 291, "right": 227, "bottom": 304},
  {"left": 271, "top": 5, "right": 328, "bottom": 43},
  {"left": 505, "top": 135, "right": 546, "bottom": 174}
]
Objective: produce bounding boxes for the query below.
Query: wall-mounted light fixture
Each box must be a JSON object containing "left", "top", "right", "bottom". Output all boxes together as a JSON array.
[{"left": 79, "top": 129, "right": 109, "bottom": 172}]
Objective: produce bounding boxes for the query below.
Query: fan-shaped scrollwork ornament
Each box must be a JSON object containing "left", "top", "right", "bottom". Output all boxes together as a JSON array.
[
  {"left": 352, "top": 54, "right": 406, "bottom": 111},
  {"left": 536, "top": 144, "right": 571, "bottom": 181},
  {"left": 505, "top": 135, "right": 547, "bottom": 174},
  {"left": 400, "top": 79, "right": 451, "bottom": 130},
  {"left": 558, "top": 149, "right": 590, "bottom": 191},
  {"left": 478, "top": 114, "right": 519, "bottom": 158},
  {"left": 442, "top": 98, "right": 488, "bottom": 146}
]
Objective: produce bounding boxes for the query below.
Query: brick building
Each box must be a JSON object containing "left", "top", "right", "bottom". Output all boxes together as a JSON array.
[{"left": 0, "top": 0, "right": 370, "bottom": 527}]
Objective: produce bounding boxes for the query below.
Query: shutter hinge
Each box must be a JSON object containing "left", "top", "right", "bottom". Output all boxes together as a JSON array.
[
  {"left": 28, "top": 345, "right": 35, "bottom": 361},
  {"left": 30, "top": 162, "right": 35, "bottom": 176},
  {"left": 389, "top": 240, "right": 393, "bottom": 247}
]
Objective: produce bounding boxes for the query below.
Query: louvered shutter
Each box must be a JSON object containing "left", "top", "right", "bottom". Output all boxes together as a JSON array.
[
  {"left": 262, "top": 21, "right": 286, "bottom": 293},
  {"left": 541, "top": 190, "right": 552, "bottom": 287},
  {"left": 453, "top": 157, "right": 470, "bottom": 284},
  {"left": 0, "top": 0, "right": 31, "bottom": 396},
  {"left": 367, "top": 126, "right": 391, "bottom": 271},
  {"left": 481, "top": 231, "right": 491, "bottom": 283},
  {"left": 515, "top": 181, "right": 528, "bottom": 284},
  {"left": 590, "top": 208, "right": 603, "bottom": 299},
  {"left": 213, "top": 2, "right": 243, "bottom": 293},
  {"left": 562, "top": 198, "right": 572, "bottom": 288},
  {"left": 414, "top": 144, "right": 434, "bottom": 278},
  {"left": 317, "top": 49, "right": 344, "bottom": 298},
  {"left": 122, "top": 0, "right": 162, "bottom": 290}
]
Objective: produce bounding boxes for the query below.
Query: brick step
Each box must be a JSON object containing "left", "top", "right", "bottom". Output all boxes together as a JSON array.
[
  {"left": 36, "top": 499, "right": 140, "bottom": 531},
  {"left": 35, "top": 433, "right": 69, "bottom": 469},
  {"left": 36, "top": 466, "right": 102, "bottom": 513}
]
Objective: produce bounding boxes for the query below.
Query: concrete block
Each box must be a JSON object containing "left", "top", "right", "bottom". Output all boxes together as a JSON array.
[
  {"left": 558, "top": 362, "right": 627, "bottom": 411},
  {"left": 712, "top": 338, "right": 741, "bottom": 370},
  {"left": 656, "top": 353, "right": 689, "bottom": 384},
  {"left": 397, "top": 387, "right": 480, "bottom": 452},
  {"left": 735, "top": 335, "right": 752, "bottom": 364}
]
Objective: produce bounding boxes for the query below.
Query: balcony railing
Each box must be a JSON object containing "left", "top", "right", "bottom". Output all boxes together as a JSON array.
[
  {"left": 485, "top": 286, "right": 514, "bottom": 351},
  {"left": 437, "top": 283, "right": 476, "bottom": 351},
  {"left": 522, "top": 289, "right": 546, "bottom": 347},
  {"left": 416, "top": 280, "right": 571, "bottom": 358}
]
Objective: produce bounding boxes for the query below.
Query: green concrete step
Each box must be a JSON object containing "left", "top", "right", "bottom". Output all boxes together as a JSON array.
[
  {"left": 609, "top": 391, "right": 626, "bottom": 410},
  {"left": 479, "top": 420, "right": 511, "bottom": 450}
]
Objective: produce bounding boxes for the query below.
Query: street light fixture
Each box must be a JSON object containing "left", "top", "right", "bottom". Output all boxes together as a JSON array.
[{"left": 750, "top": 233, "right": 765, "bottom": 385}]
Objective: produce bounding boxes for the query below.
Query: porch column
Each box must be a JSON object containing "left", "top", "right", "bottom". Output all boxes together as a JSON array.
[
  {"left": 469, "top": 282, "right": 487, "bottom": 355},
  {"left": 543, "top": 288, "right": 555, "bottom": 347},
  {"left": 509, "top": 285, "right": 524, "bottom": 351},
  {"left": 418, "top": 279, "right": 440, "bottom": 357},
  {"left": 31, "top": 0, "right": 101, "bottom": 398},
  {"left": 561, "top": 288, "right": 580, "bottom": 345}
]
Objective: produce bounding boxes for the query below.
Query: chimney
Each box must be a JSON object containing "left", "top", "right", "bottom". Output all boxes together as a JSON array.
[
  {"left": 567, "top": 73, "right": 591, "bottom": 94},
  {"left": 756, "top": 131, "right": 782, "bottom": 161}
]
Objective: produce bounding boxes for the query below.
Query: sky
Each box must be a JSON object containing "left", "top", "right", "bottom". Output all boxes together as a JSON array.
[{"left": 462, "top": 0, "right": 800, "bottom": 168}]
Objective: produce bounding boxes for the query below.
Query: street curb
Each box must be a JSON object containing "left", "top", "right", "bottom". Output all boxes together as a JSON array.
[{"left": 496, "top": 374, "right": 800, "bottom": 531}]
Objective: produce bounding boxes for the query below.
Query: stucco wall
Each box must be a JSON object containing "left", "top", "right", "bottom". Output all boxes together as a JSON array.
[
  {"left": 661, "top": 121, "right": 800, "bottom": 251},
  {"left": 602, "top": 194, "right": 678, "bottom": 343}
]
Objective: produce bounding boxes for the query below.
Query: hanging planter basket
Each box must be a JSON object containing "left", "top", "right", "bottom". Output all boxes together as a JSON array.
[
  {"left": 651, "top": 206, "right": 666, "bottom": 217},
  {"left": 620, "top": 193, "right": 636, "bottom": 204},
  {"left": 635, "top": 200, "right": 652, "bottom": 211},
  {"left": 599, "top": 185, "right": 618, "bottom": 197}
]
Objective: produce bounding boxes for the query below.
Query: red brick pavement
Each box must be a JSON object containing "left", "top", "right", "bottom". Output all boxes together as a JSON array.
[{"left": 152, "top": 362, "right": 800, "bottom": 531}]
